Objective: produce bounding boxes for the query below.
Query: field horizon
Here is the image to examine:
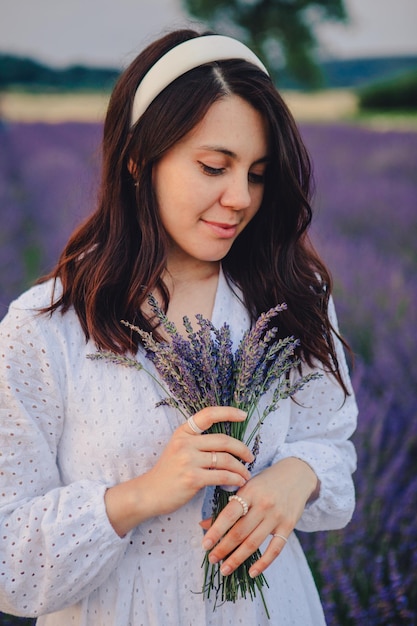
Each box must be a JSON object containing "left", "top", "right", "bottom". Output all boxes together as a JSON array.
[{"left": 1, "top": 89, "right": 416, "bottom": 132}]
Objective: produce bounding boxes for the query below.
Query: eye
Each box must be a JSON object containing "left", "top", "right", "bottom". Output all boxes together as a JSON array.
[
  {"left": 199, "top": 162, "right": 225, "bottom": 176},
  {"left": 248, "top": 171, "right": 265, "bottom": 184}
]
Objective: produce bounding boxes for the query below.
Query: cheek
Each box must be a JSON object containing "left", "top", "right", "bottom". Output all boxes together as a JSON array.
[
  {"left": 154, "top": 164, "right": 192, "bottom": 211},
  {"left": 153, "top": 164, "right": 169, "bottom": 201}
]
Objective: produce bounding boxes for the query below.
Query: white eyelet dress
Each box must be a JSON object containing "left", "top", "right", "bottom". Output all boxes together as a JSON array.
[{"left": 0, "top": 268, "right": 357, "bottom": 625}]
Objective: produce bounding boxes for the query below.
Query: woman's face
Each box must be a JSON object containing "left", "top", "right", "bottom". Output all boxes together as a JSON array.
[{"left": 153, "top": 94, "right": 269, "bottom": 271}]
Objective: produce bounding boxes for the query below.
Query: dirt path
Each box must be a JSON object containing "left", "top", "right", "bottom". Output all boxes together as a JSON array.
[{"left": 0, "top": 92, "right": 110, "bottom": 123}]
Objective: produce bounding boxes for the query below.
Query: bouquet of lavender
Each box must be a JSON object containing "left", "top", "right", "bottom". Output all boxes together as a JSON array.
[{"left": 88, "top": 295, "right": 320, "bottom": 616}]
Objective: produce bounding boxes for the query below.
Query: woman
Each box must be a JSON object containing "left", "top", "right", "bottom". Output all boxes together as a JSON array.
[{"left": 0, "top": 29, "right": 357, "bottom": 625}]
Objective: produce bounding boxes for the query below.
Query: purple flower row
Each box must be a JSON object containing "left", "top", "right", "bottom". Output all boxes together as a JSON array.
[
  {"left": 298, "top": 123, "right": 417, "bottom": 624},
  {"left": 1, "top": 119, "right": 416, "bottom": 623}
]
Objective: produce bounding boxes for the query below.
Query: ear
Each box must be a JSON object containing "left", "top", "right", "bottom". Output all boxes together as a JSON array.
[{"left": 128, "top": 158, "right": 138, "bottom": 179}]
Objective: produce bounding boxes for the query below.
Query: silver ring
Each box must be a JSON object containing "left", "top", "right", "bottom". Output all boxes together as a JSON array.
[
  {"left": 228, "top": 494, "right": 249, "bottom": 517},
  {"left": 210, "top": 451, "right": 217, "bottom": 470},
  {"left": 187, "top": 415, "right": 204, "bottom": 434},
  {"left": 271, "top": 533, "right": 288, "bottom": 543}
]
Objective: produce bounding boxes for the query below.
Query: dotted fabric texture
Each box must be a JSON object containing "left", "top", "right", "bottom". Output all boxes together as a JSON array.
[{"left": 0, "top": 269, "right": 357, "bottom": 625}]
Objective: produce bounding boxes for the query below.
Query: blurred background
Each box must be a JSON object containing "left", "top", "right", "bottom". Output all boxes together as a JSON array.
[{"left": 1, "top": 1, "right": 416, "bottom": 624}]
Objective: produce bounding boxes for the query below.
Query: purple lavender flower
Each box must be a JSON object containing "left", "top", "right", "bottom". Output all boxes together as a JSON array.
[{"left": 4, "top": 120, "right": 417, "bottom": 621}]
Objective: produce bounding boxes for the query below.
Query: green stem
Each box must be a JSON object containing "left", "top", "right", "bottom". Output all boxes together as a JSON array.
[{"left": 201, "top": 487, "right": 270, "bottom": 619}]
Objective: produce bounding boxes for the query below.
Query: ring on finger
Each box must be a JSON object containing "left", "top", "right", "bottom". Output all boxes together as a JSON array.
[
  {"left": 271, "top": 533, "right": 288, "bottom": 543},
  {"left": 210, "top": 451, "right": 217, "bottom": 470},
  {"left": 187, "top": 415, "right": 204, "bottom": 435},
  {"left": 228, "top": 494, "right": 249, "bottom": 517}
]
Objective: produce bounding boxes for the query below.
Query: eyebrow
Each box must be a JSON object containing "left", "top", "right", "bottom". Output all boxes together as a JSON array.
[{"left": 199, "top": 145, "right": 270, "bottom": 165}]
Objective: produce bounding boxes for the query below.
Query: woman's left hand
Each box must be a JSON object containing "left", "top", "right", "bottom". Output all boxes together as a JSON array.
[{"left": 201, "top": 457, "right": 319, "bottom": 578}]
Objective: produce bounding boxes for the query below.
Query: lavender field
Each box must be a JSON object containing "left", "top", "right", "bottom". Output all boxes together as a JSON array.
[{"left": 0, "top": 119, "right": 416, "bottom": 625}]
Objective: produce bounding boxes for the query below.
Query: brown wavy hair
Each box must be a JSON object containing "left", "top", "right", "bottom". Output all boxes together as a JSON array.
[{"left": 39, "top": 28, "right": 350, "bottom": 393}]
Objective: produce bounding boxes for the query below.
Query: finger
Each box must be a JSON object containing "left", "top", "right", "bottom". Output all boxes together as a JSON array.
[
  {"left": 206, "top": 450, "right": 218, "bottom": 470},
  {"left": 210, "top": 517, "right": 264, "bottom": 574},
  {"left": 198, "top": 433, "right": 254, "bottom": 465},
  {"left": 185, "top": 415, "right": 205, "bottom": 435},
  {"left": 206, "top": 468, "right": 249, "bottom": 489},
  {"left": 199, "top": 517, "right": 213, "bottom": 530},
  {"left": 215, "top": 521, "right": 287, "bottom": 577},
  {"left": 247, "top": 532, "right": 291, "bottom": 579},
  {"left": 204, "top": 451, "right": 252, "bottom": 480},
  {"left": 202, "top": 495, "right": 255, "bottom": 552},
  {"left": 183, "top": 406, "right": 247, "bottom": 436},
  {"left": 216, "top": 524, "right": 291, "bottom": 577}
]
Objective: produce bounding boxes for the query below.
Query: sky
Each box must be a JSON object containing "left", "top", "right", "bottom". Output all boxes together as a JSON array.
[{"left": 0, "top": 0, "right": 416, "bottom": 68}]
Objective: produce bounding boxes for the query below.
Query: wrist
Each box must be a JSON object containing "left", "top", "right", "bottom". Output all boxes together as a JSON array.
[
  {"left": 279, "top": 456, "right": 320, "bottom": 504},
  {"left": 104, "top": 473, "right": 156, "bottom": 537}
]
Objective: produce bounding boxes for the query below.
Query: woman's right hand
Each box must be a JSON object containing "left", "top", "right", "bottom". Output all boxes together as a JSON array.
[{"left": 104, "top": 406, "right": 253, "bottom": 537}]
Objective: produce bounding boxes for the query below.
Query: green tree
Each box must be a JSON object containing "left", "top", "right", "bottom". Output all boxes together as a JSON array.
[{"left": 182, "top": 0, "right": 347, "bottom": 86}]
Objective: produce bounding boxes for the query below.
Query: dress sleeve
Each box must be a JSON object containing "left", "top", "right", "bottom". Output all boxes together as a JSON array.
[
  {"left": 273, "top": 297, "right": 358, "bottom": 532},
  {"left": 0, "top": 302, "right": 130, "bottom": 618}
]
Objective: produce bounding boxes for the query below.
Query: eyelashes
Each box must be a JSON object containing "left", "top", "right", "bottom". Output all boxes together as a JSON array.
[
  {"left": 198, "top": 162, "right": 265, "bottom": 184},
  {"left": 248, "top": 172, "right": 265, "bottom": 184},
  {"left": 199, "top": 162, "right": 224, "bottom": 176}
]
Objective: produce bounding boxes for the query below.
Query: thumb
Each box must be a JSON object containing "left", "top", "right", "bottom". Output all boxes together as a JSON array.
[{"left": 184, "top": 406, "right": 247, "bottom": 435}]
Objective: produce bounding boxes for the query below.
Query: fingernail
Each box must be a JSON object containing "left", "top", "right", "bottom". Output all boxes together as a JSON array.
[
  {"left": 202, "top": 538, "right": 213, "bottom": 550},
  {"left": 237, "top": 410, "right": 247, "bottom": 418},
  {"left": 249, "top": 568, "right": 259, "bottom": 578},
  {"left": 221, "top": 564, "right": 231, "bottom": 576},
  {"left": 209, "top": 553, "right": 218, "bottom": 564}
]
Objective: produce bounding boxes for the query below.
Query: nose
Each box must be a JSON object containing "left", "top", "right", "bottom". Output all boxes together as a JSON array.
[{"left": 220, "top": 172, "right": 251, "bottom": 210}]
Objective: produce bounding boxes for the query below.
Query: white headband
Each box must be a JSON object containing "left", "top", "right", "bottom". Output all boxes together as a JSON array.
[{"left": 130, "top": 35, "right": 269, "bottom": 127}]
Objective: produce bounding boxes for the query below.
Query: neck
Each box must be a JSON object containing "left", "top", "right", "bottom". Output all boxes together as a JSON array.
[
  {"left": 157, "top": 260, "right": 220, "bottom": 335},
  {"left": 164, "top": 259, "right": 220, "bottom": 288}
]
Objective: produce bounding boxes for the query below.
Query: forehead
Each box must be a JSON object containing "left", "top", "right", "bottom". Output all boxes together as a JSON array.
[{"left": 182, "top": 95, "right": 269, "bottom": 158}]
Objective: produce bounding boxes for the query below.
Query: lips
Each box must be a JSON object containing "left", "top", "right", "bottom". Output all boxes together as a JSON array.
[{"left": 202, "top": 220, "right": 239, "bottom": 239}]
